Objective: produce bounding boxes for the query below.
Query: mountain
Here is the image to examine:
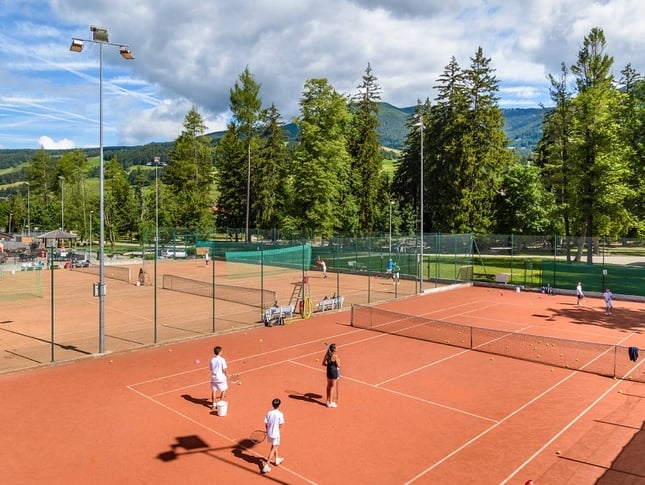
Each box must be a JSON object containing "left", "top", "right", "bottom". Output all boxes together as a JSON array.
[{"left": 0, "top": 104, "right": 546, "bottom": 173}]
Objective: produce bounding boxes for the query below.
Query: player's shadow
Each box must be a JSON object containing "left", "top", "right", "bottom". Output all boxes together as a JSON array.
[
  {"left": 286, "top": 390, "right": 326, "bottom": 406},
  {"left": 232, "top": 441, "right": 265, "bottom": 471},
  {"left": 181, "top": 394, "right": 211, "bottom": 409}
]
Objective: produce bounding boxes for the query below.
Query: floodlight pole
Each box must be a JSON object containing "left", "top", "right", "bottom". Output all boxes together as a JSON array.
[
  {"left": 26, "top": 182, "right": 30, "bottom": 237},
  {"left": 70, "top": 26, "right": 134, "bottom": 354},
  {"left": 417, "top": 115, "right": 424, "bottom": 294}
]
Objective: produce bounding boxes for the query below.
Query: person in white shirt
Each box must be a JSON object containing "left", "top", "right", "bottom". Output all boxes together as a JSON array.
[
  {"left": 209, "top": 346, "right": 228, "bottom": 410},
  {"left": 576, "top": 281, "right": 584, "bottom": 305},
  {"left": 262, "top": 398, "right": 285, "bottom": 473},
  {"left": 603, "top": 288, "right": 613, "bottom": 315}
]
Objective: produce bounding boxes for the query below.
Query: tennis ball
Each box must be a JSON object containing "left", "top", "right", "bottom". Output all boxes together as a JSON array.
[
  {"left": 618, "top": 389, "right": 622, "bottom": 394},
  {"left": 556, "top": 450, "right": 561, "bottom": 455},
  {"left": 238, "top": 381, "right": 242, "bottom": 385},
  {"left": 109, "top": 360, "right": 113, "bottom": 363},
  {"left": 195, "top": 359, "right": 200, "bottom": 364},
  {"left": 168, "top": 349, "right": 173, "bottom": 352},
  {"left": 259, "top": 338, "right": 263, "bottom": 342}
]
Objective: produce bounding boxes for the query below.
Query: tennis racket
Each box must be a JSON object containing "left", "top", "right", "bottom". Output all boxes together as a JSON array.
[
  {"left": 250, "top": 429, "right": 267, "bottom": 444},
  {"left": 228, "top": 373, "right": 241, "bottom": 384}
]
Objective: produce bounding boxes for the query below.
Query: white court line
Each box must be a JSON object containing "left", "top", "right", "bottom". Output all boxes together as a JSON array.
[
  {"left": 290, "top": 357, "right": 498, "bottom": 423},
  {"left": 405, "top": 331, "right": 642, "bottom": 484},
  {"left": 501, "top": 332, "right": 645, "bottom": 483},
  {"left": 126, "top": 384, "right": 317, "bottom": 484}
]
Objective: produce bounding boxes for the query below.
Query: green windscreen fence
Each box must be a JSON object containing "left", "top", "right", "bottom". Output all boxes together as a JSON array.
[{"left": 225, "top": 244, "right": 312, "bottom": 270}]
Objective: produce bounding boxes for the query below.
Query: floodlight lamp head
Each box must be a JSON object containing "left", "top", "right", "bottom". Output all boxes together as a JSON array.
[
  {"left": 90, "top": 25, "right": 109, "bottom": 43},
  {"left": 119, "top": 46, "right": 134, "bottom": 60},
  {"left": 70, "top": 38, "right": 84, "bottom": 52}
]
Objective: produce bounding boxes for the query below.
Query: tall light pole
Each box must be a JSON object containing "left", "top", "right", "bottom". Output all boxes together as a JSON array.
[
  {"left": 8, "top": 213, "right": 12, "bottom": 234},
  {"left": 389, "top": 200, "right": 394, "bottom": 259},
  {"left": 58, "top": 176, "right": 65, "bottom": 231},
  {"left": 416, "top": 115, "right": 424, "bottom": 294},
  {"left": 25, "top": 182, "right": 30, "bottom": 237},
  {"left": 154, "top": 156, "right": 160, "bottom": 344},
  {"left": 89, "top": 210, "right": 93, "bottom": 262},
  {"left": 70, "top": 26, "right": 134, "bottom": 354}
]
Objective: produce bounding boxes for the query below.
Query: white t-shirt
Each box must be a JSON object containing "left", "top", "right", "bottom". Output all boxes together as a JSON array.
[
  {"left": 210, "top": 355, "right": 227, "bottom": 383},
  {"left": 264, "top": 408, "right": 285, "bottom": 439}
]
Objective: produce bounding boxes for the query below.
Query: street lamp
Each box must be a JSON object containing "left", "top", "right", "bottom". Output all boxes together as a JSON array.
[
  {"left": 70, "top": 25, "right": 134, "bottom": 354},
  {"left": 58, "top": 176, "right": 65, "bottom": 231},
  {"left": 89, "top": 210, "right": 93, "bottom": 262},
  {"left": 415, "top": 115, "right": 424, "bottom": 294},
  {"left": 389, "top": 200, "right": 394, "bottom": 259},
  {"left": 154, "top": 156, "right": 160, "bottom": 344},
  {"left": 25, "top": 182, "right": 30, "bottom": 237}
]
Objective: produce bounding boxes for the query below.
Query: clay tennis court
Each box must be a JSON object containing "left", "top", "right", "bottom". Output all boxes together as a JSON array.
[{"left": 2, "top": 283, "right": 645, "bottom": 484}]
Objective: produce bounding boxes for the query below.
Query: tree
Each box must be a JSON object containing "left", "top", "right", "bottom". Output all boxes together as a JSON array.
[
  {"left": 105, "top": 157, "right": 138, "bottom": 247},
  {"left": 165, "top": 107, "right": 214, "bottom": 229},
  {"left": 569, "top": 27, "right": 629, "bottom": 262},
  {"left": 288, "top": 78, "right": 356, "bottom": 237},
  {"left": 214, "top": 68, "right": 263, "bottom": 240},
  {"left": 253, "top": 103, "right": 289, "bottom": 230},
  {"left": 493, "top": 163, "right": 558, "bottom": 234},
  {"left": 347, "top": 63, "right": 384, "bottom": 233}
]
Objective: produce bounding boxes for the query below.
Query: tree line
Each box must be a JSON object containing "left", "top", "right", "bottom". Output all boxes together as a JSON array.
[{"left": 1, "top": 28, "right": 642, "bottom": 259}]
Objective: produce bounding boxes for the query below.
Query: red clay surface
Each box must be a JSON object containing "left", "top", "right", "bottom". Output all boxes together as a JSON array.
[{"left": 2, "top": 285, "right": 645, "bottom": 484}]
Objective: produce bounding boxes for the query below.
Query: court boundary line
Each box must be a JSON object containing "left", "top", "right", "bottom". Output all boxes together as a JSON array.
[{"left": 126, "top": 384, "right": 317, "bottom": 484}]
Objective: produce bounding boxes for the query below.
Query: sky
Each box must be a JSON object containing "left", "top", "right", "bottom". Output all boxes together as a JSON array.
[{"left": 0, "top": 0, "right": 643, "bottom": 150}]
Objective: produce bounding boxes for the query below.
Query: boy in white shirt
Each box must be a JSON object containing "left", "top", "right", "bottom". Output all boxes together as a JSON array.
[{"left": 262, "top": 398, "right": 285, "bottom": 473}]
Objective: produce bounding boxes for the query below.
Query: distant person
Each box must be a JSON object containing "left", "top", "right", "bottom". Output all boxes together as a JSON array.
[
  {"left": 317, "top": 256, "right": 327, "bottom": 278},
  {"left": 603, "top": 288, "right": 613, "bottom": 315},
  {"left": 138, "top": 268, "right": 145, "bottom": 286},
  {"left": 393, "top": 263, "right": 401, "bottom": 285},
  {"left": 386, "top": 258, "right": 394, "bottom": 278},
  {"left": 209, "top": 346, "right": 228, "bottom": 410},
  {"left": 576, "top": 281, "right": 584, "bottom": 305},
  {"left": 322, "top": 343, "right": 341, "bottom": 408},
  {"left": 205, "top": 251, "right": 209, "bottom": 267},
  {"left": 262, "top": 398, "right": 285, "bottom": 474}
]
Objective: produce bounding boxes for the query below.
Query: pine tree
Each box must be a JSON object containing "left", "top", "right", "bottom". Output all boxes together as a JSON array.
[
  {"left": 105, "top": 157, "right": 138, "bottom": 247},
  {"left": 254, "top": 103, "right": 289, "bottom": 230},
  {"left": 347, "top": 63, "right": 384, "bottom": 234},
  {"left": 166, "top": 106, "right": 214, "bottom": 230}
]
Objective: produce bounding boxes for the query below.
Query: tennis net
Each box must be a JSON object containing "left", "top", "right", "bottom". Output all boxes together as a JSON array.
[
  {"left": 350, "top": 304, "right": 645, "bottom": 382},
  {"left": 162, "top": 274, "right": 277, "bottom": 309}
]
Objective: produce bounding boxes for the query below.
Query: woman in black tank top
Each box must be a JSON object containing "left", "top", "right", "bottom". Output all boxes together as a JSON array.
[{"left": 322, "top": 343, "right": 341, "bottom": 408}]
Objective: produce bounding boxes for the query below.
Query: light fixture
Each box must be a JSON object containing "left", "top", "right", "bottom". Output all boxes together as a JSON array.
[
  {"left": 69, "top": 39, "right": 84, "bottom": 52},
  {"left": 90, "top": 25, "right": 109, "bottom": 43},
  {"left": 119, "top": 46, "right": 135, "bottom": 60}
]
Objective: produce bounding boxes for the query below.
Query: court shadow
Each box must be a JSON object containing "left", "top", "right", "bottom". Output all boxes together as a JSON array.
[
  {"left": 181, "top": 394, "right": 211, "bottom": 409},
  {"left": 232, "top": 440, "right": 265, "bottom": 471},
  {"left": 286, "top": 390, "right": 326, "bottom": 407}
]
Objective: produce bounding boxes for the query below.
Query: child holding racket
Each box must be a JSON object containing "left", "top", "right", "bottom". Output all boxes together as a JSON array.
[
  {"left": 209, "top": 346, "right": 228, "bottom": 410},
  {"left": 323, "top": 343, "right": 341, "bottom": 408},
  {"left": 262, "top": 398, "right": 285, "bottom": 473}
]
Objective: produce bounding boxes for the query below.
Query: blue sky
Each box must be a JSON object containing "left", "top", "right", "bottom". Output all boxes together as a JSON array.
[{"left": 0, "top": 0, "right": 643, "bottom": 149}]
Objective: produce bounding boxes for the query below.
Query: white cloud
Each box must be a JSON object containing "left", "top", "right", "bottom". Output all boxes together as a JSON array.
[
  {"left": 38, "top": 136, "right": 75, "bottom": 150},
  {"left": 0, "top": 0, "right": 643, "bottom": 148}
]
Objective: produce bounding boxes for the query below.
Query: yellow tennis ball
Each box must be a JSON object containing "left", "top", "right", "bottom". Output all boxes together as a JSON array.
[
  {"left": 109, "top": 360, "right": 113, "bottom": 363},
  {"left": 238, "top": 381, "right": 242, "bottom": 385},
  {"left": 259, "top": 338, "right": 263, "bottom": 342},
  {"left": 556, "top": 450, "right": 561, "bottom": 455}
]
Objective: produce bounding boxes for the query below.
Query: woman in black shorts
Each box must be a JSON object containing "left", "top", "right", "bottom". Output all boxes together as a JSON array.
[{"left": 322, "top": 343, "right": 341, "bottom": 408}]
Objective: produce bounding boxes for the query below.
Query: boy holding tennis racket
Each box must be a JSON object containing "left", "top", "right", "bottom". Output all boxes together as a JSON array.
[
  {"left": 262, "top": 398, "right": 285, "bottom": 473},
  {"left": 209, "top": 346, "right": 228, "bottom": 410}
]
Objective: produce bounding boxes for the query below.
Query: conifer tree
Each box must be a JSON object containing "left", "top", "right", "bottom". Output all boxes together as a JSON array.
[
  {"left": 347, "top": 63, "right": 384, "bottom": 234},
  {"left": 166, "top": 106, "right": 214, "bottom": 229}
]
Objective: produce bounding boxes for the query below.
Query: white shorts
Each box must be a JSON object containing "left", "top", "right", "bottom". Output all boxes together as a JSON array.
[
  {"left": 211, "top": 380, "right": 228, "bottom": 392},
  {"left": 268, "top": 435, "right": 280, "bottom": 446}
]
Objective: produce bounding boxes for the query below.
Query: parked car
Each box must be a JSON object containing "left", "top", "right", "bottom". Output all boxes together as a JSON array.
[{"left": 70, "top": 257, "right": 90, "bottom": 268}]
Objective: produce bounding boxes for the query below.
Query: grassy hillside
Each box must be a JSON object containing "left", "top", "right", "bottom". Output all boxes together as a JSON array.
[{"left": 0, "top": 104, "right": 545, "bottom": 185}]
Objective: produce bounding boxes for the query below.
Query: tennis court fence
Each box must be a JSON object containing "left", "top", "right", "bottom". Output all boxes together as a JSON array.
[
  {"left": 350, "top": 305, "right": 645, "bottom": 382},
  {"left": 162, "top": 274, "right": 277, "bottom": 310},
  {"left": 74, "top": 265, "right": 131, "bottom": 283}
]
